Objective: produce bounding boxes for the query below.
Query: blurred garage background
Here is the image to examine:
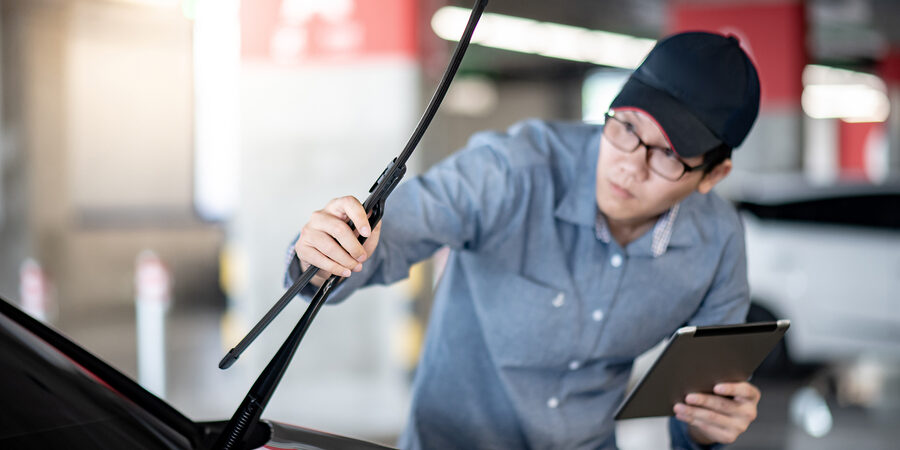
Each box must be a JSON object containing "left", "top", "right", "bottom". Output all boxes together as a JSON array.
[{"left": 0, "top": 0, "right": 898, "bottom": 448}]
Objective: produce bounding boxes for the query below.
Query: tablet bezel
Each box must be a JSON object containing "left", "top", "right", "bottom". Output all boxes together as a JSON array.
[{"left": 614, "top": 320, "right": 790, "bottom": 420}]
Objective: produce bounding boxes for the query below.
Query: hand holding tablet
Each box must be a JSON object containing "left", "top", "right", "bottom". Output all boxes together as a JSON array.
[{"left": 614, "top": 320, "right": 790, "bottom": 421}]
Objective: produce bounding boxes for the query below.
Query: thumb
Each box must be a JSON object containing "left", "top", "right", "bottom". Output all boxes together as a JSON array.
[{"left": 362, "top": 221, "right": 382, "bottom": 256}]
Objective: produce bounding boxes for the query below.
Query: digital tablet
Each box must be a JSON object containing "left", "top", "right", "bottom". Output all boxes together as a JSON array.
[{"left": 614, "top": 320, "right": 790, "bottom": 420}]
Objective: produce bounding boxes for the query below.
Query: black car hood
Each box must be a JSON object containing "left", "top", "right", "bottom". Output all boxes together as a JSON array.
[{"left": 0, "top": 297, "right": 396, "bottom": 450}]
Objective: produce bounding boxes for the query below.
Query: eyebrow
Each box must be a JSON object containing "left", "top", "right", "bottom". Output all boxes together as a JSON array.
[{"left": 618, "top": 114, "right": 671, "bottom": 151}]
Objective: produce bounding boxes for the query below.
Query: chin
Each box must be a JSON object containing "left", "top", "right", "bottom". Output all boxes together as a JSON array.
[{"left": 596, "top": 193, "right": 638, "bottom": 222}]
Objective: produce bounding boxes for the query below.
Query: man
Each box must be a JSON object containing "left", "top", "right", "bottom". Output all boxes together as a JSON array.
[{"left": 287, "top": 32, "right": 761, "bottom": 449}]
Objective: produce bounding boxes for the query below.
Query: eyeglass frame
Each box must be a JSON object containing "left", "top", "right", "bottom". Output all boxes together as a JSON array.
[{"left": 602, "top": 111, "right": 713, "bottom": 181}]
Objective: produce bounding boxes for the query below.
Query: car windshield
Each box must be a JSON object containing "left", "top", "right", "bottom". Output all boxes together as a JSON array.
[{"left": 0, "top": 309, "right": 193, "bottom": 449}]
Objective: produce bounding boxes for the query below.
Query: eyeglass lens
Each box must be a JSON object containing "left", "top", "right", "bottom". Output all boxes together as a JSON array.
[{"left": 604, "top": 115, "right": 684, "bottom": 180}]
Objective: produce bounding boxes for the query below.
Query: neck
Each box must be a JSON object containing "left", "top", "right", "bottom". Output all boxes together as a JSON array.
[{"left": 607, "top": 216, "right": 658, "bottom": 247}]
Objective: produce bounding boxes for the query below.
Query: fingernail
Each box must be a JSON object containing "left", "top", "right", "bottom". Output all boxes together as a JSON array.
[
  {"left": 686, "top": 394, "right": 698, "bottom": 404},
  {"left": 357, "top": 254, "right": 366, "bottom": 262},
  {"left": 354, "top": 264, "right": 362, "bottom": 272},
  {"left": 714, "top": 385, "right": 727, "bottom": 394},
  {"left": 342, "top": 269, "right": 351, "bottom": 277},
  {"left": 361, "top": 226, "right": 371, "bottom": 237},
  {"left": 674, "top": 403, "right": 686, "bottom": 413}
]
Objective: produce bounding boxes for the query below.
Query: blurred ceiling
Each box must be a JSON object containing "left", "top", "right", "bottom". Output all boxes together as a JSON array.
[{"left": 446, "top": 0, "right": 900, "bottom": 80}]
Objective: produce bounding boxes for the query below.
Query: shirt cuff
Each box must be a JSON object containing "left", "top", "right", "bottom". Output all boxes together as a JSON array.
[{"left": 669, "top": 416, "right": 724, "bottom": 450}]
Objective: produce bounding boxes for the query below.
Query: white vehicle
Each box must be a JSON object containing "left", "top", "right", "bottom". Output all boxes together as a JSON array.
[{"left": 735, "top": 180, "right": 900, "bottom": 368}]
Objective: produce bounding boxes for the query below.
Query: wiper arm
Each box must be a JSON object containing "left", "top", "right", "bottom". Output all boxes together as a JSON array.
[{"left": 211, "top": 1, "right": 489, "bottom": 448}]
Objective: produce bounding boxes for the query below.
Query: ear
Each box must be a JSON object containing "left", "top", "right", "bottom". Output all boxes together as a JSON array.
[{"left": 697, "top": 159, "right": 732, "bottom": 194}]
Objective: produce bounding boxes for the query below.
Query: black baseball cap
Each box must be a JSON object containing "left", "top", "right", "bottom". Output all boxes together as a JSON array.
[{"left": 609, "top": 31, "right": 761, "bottom": 158}]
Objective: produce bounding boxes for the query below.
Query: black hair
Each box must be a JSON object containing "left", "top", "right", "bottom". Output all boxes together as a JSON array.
[{"left": 701, "top": 143, "right": 733, "bottom": 175}]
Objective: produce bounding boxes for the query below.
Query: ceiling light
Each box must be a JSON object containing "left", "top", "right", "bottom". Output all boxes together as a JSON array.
[
  {"left": 111, "top": 0, "right": 181, "bottom": 7},
  {"left": 802, "top": 65, "right": 890, "bottom": 122},
  {"left": 431, "top": 6, "right": 656, "bottom": 69},
  {"left": 802, "top": 84, "right": 890, "bottom": 122},
  {"left": 433, "top": 8, "right": 891, "bottom": 123}
]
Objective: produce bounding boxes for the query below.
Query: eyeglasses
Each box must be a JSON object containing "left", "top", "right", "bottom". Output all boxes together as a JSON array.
[{"left": 603, "top": 111, "right": 710, "bottom": 181}]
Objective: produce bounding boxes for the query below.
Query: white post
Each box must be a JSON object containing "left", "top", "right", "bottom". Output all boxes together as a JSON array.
[
  {"left": 135, "top": 250, "right": 171, "bottom": 398},
  {"left": 19, "top": 258, "right": 54, "bottom": 323}
]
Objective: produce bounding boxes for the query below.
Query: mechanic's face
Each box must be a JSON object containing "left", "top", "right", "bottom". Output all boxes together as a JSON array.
[{"left": 595, "top": 109, "right": 730, "bottom": 227}]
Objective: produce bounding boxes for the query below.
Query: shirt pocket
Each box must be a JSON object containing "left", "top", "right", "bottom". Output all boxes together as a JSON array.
[{"left": 468, "top": 269, "right": 579, "bottom": 369}]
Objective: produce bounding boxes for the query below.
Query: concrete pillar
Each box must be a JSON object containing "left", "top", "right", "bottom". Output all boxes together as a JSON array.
[
  {"left": 0, "top": 1, "right": 31, "bottom": 299},
  {"left": 803, "top": 117, "right": 838, "bottom": 184},
  {"left": 0, "top": 0, "right": 69, "bottom": 303}
]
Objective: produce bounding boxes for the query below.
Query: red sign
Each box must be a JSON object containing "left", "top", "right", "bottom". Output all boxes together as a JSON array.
[
  {"left": 241, "top": 0, "right": 418, "bottom": 63},
  {"left": 671, "top": 1, "right": 808, "bottom": 109},
  {"left": 880, "top": 48, "right": 900, "bottom": 85}
]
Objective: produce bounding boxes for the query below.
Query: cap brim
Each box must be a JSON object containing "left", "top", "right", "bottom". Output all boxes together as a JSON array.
[{"left": 610, "top": 77, "right": 723, "bottom": 158}]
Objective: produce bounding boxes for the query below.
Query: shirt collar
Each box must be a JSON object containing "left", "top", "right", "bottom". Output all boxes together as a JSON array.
[
  {"left": 665, "top": 193, "right": 703, "bottom": 249},
  {"left": 594, "top": 204, "right": 681, "bottom": 257}
]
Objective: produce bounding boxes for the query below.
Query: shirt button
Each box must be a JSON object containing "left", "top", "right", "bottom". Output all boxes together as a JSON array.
[
  {"left": 547, "top": 397, "right": 559, "bottom": 409},
  {"left": 610, "top": 254, "right": 623, "bottom": 268},
  {"left": 592, "top": 309, "right": 604, "bottom": 321},
  {"left": 551, "top": 292, "right": 565, "bottom": 308},
  {"left": 568, "top": 360, "right": 581, "bottom": 371}
]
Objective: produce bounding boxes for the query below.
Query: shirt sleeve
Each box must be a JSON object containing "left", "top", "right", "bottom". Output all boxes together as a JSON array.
[
  {"left": 283, "top": 140, "right": 524, "bottom": 304},
  {"left": 669, "top": 416, "right": 724, "bottom": 450},
  {"left": 685, "top": 223, "right": 751, "bottom": 327}
]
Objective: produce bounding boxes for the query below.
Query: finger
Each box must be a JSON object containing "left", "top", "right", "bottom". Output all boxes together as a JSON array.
[
  {"left": 298, "top": 245, "right": 353, "bottom": 278},
  {"left": 295, "top": 244, "right": 326, "bottom": 281},
  {"left": 310, "top": 232, "right": 364, "bottom": 273},
  {"left": 325, "top": 196, "right": 371, "bottom": 237},
  {"left": 299, "top": 258, "right": 331, "bottom": 285},
  {"left": 677, "top": 413, "right": 740, "bottom": 444},
  {"left": 299, "top": 228, "right": 361, "bottom": 271},
  {"left": 674, "top": 403, "right": 745, "bottom": 443},
  {"left": 309, "top": 211, "right": 368, "bottom": 262},
  {"left": 685, "top": 393, "right": 740, "bottom": 415},
  {"left": 674, "top": 403, "right": 742, "bottom": 430},
  {"left": 715, "top": 382, "right": 761, "bottom": 402},
  {"left": 361, "top": 221, "right": 382, "bottom": 256}
]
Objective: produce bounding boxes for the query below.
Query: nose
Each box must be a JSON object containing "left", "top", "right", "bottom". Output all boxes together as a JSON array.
[{"left": 616, "top": 143, "right": 651, "bottom": 182}]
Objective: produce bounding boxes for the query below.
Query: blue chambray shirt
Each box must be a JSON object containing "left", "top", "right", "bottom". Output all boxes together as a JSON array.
[{"left": 286, "top": 120, "right": 750, "bottom": 449}]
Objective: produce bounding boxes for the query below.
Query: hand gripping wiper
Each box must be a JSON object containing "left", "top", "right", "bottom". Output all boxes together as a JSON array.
[{"left": 211, "top": 1, "right": 489, "bottom": 448}]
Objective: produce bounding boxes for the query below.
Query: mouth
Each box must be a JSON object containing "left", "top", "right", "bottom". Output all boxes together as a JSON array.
[{"left": 608, "top": 180, "right": 635, "bottom": 199}]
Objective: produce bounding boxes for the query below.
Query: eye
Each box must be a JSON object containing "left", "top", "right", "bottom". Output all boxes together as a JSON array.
[{"left": 654, "top": 146, "right": 679, "bottom": 160}]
